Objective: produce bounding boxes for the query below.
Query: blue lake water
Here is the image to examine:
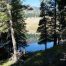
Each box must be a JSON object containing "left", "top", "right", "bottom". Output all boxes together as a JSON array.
[{"left": 24, "top": 42, "right": 54, "bottom": 52}]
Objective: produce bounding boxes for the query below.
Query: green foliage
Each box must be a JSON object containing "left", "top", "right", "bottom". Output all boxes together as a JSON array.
[
  {"left": 57, "top": 0, "right": 66, "bottom": 10},
  {"left": 37, "top": 1, "right": 48, "bottom": 45},
  {"left": 0, "top": 0, "right": 27, "bottom": 52},
  {"left": 40, "top": 0, "right": 46, "bottom": 17},
  {"left": 57, "top": 0, "right": 66, "bottom": 41},
  {"left": 37, "top": 18, "right": 48, "bottom": 44},
  {"left": 0, "top": 5, "right": 8, "bottom": 32},
  {"left": 11, "top": 0, "right": 27, "bottom": 48}
]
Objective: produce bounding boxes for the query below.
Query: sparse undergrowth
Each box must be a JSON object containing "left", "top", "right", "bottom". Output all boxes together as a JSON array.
[{"left": 0, "top": 45, "right": 66, "bottom": 66}]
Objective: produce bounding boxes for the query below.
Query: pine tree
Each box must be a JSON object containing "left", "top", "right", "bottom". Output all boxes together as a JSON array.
[
  {"left": 11, "top": 0, "right": 27, "bottom": 50},
  {"left": 57, "top": 0, "right": 66, "bottom": 44},
  {"left": 37, "top": 0, "right": 47, "bottom": 50},
  {"left": 53, "top": 0, "right": 57, "bottom": 46},
  {"left": 6, "top": 1, "right": 18, "bottom": 62},
  {"left": 0, "top": 0, "right": 27, "bottom": 61},
  {"left": 57, "top": 0, "right": 66, "bottom": 29}
]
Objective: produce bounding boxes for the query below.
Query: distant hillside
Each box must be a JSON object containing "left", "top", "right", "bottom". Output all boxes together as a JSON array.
[
  {"left": 25, "top": 17, "right": 41, "bottom": 34},
  {"left": 24, "top": 7, "right": 40, "bottom": 18},
  {"left": 25, "top": 16, "right": 52, "bottom": 34},
  {"left": 25, "top": 17, "right": 52, "bottom": 34}
]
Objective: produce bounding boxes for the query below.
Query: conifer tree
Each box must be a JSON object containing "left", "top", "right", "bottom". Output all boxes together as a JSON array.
[
  {"left": 37, "top": 0, "right": 47, "bottom": 50},
  {"left": 0, "top": 0, "right": 27, "bottom": 61},
  {"left": 11, "top": 0, "right": 27, "bottom": 49},
  {"left": 57, "top": 0, "right": 66, "bottom": 44}
]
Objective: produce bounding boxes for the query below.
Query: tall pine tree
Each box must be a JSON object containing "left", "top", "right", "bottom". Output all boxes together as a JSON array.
[
  {"left": 11, "top": 0, "right": 27, "bottom": 49},
  {"left": 57, "top": 0, "right": 66, "bottom": 44},
  {"left": 37, "top": 0, "right": 47, "bottom": 50}
]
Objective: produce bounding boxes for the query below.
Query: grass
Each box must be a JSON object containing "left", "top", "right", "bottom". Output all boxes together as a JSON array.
[
  {"left": 23, "top": 45, "right": 64, "bottom": 66},
  {"left": 0, "top": 45, "right": 66, "bottom": 66},
  {"left": 1, "top": 61, "right": 14, "bottom": 66},
  {"left": 0, "top": 59, "right": 14, "bottom": 66}
]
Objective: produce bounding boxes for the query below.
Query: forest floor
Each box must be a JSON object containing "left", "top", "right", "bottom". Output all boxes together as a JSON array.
[{"left": 0, "top": 44, "right": 66, "bottom": 66}]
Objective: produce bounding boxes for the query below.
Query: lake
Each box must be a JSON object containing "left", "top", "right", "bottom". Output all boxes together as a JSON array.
[{"left": 19, "top": 42, "right": 54, "bottom": 53}]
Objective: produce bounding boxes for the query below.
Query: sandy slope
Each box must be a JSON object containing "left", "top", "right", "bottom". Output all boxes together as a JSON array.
[
  {"left": 25, "top": 17, "right": 41, "bottom": 34},
  {"left": 25, "top": 17, "right": 52, "bottom": 34}
]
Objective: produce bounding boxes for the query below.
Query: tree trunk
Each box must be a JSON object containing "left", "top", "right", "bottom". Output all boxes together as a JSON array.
[
  {"left": 45, "top": 42, "right": 47, "bottom": 50},
  {"left": 54, "top": 0, "right": 57, "bottom": 46},
  {"left": 7, "top": 4, "right": 17, "bottom": 62},
  {"left": 10, "top": 20, "right": 17, "bottom": 61},
  {"left": 44, "top": 16, "right": 47, "bottom": 50},
  {"left": 45, "top": 22, "right": 47, "bottom": 50}
]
